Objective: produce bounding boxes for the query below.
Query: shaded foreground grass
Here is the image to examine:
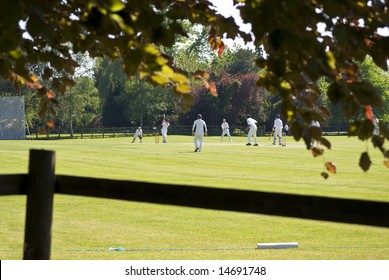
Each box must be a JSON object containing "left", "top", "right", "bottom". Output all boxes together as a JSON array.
[{"left": 0, "top": 135, "right": 388, "bottom": 259}]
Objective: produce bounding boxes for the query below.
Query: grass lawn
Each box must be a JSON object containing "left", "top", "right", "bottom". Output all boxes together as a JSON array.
[{"left": 0, "top": 135, "right": 388, "bottom": 259}]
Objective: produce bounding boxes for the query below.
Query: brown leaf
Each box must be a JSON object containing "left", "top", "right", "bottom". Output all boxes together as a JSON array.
[
  {"left": 217, "top": 40, "right": 225, "bottom": 56},
  {"left": 384, "top": 160, "right": 389, "bottom": 169},
  {"left": 208, "top": 36, "right": 217, "bottom": 49},
  {"left": 193, "top": 71, "right": 209, "bottom": 79},
  {"left": 311, "top": 147, "right": 324, "bottom": 157},
  {"left": 319, "top": 106, "right": 332, "bottom": 117},
  {"left": 46, "top": 90, "right": 56, "bottom": 99},
  {"left": 209, "top": 82, "right": 217, "bottom": 96},
  {"left": 359, "top": 152, "right": 371, "bottom": 172},
  {"left": 321, "top": 172, "right": 329, "bottom": 179},
  {"left": 319, "top": 137, "right": 332, "bottom": 150},
  {"left": 364, "top": 105, "right": 374, "bottom": 122},
  {"left": 325, "top": 162, "right": 337, "bottom": 174},
  {"left": 202, "top": 79, "right": 210, "bottom": 88},
  {"left": 47, "top": 120, "right": 55, "bottom": 128}
]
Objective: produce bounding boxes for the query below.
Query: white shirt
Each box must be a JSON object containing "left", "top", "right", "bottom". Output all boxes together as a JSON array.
[
  {"left": 311, "top": 120, "right": 320, "bottom": 127},
  {"left": 373, "top": 118, "right": 380, "bottom": 135},
  {"left": 192, "top": 119, "right": 207, "bottom": 134},
  {"left": 161, "top": 121, "right": 170, "bottom": 132},
  {"left": 274, "top": 118, "right": 283, "bottom": 129},
  {"left": 135, "top": 128, "right": 142, "bottom": 136},
  {"left": 221, "top": 121, "right": 229, "bottom": 130},
  {"left": 247, "top": 117, "right": 257, "bottom": 129}
]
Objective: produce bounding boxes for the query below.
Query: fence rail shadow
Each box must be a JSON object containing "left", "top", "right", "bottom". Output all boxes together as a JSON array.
[{"left": 1, "top": 149, "right": 388, "bottom": 259}]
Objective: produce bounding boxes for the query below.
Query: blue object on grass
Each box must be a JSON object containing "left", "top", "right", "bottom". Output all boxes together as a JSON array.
[{"left": 108, "top": 247, "right": 125, "bottom": 251}]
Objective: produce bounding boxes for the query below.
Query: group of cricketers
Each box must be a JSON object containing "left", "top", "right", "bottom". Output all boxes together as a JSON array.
[{"left": 132, "top": 113, "right": 292, "bottom": 153}]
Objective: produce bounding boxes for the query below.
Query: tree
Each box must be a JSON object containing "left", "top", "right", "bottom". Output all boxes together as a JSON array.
[
  {"left": 56, "top": 76, "right": 101, "bottom": 135},
  {"left": 95, "top": 58, "right": 128, "bottom": 127},
  {"left": 0, "top": 0, "right": 388, "bottom": 171},
  {"left": 357, "top": 56, "right": 389, "bottom": 122},
  {"left": 0, "top": 0, "right": 241, "bottom": 102},
  {"left": 119, "top": 75, "right": 181, "bottom": 127},
  {"left": 181, "top": 70, "right": 267, "bottom": 128},
  {"left": 95, "top": 57, "right": 180, "bottom": 127},
  {"left": 212, "top": 46, "right": 259, "bottom": 75},
  {"left": 238, "top": 0, "right": 389, "bottom": 173},
  {"left": 318, "top": 56, "right": 389, "bottom": 128}
]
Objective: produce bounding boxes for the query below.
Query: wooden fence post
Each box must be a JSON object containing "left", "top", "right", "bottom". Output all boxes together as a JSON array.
[{"left": 23, "top": 149, "right": 56, "bottom": 260}]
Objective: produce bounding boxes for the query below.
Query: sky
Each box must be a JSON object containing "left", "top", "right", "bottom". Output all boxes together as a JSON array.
[{"left": 208, "top": 0, "right": 255, "bottom": 49}]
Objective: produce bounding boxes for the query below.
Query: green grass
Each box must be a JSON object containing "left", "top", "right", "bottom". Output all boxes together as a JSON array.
[{"left": 0, "top": 135, "right": 388, "bottom": 259}]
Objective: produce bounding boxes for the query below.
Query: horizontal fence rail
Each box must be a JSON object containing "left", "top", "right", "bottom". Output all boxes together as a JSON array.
[
  {"left": 0, "top": 174, "right": 28, "bottom": 195},
  {"left": 2, "top": 173, "right": 389, "bottom": 228},
  {"left": 55, "top": 175, "right": 389, "bottom": 228},
  {"left": 25, "top": 122, "right": 389, "bottom": 140},
  {"left": 0, "top": 149, "right": 389, "bottom": 259}
]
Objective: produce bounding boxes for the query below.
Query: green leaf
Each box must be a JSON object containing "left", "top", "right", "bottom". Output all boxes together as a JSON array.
[
  {"left": 371, "top": 136, "right": 384, "bottom": 152},
  {"left": 0, "top": 59, "right": 11, "bottom": 76},
  {"left": 328, "top": 82, "right": 347, "bottom": 105},
  {"left": 108, "top": 0, "right": 125, "bottom": 12},
  {"left": 306, "top": 59, "right": 321, "bottom": 81},
  {"left": 291, "top": 121, "right": 303, "bottom": 141},
  {"left": 150, "top": 72, "right": 170, "bottom": 85},
  {"left": 359, "top": 152, "right": 371, "bottom": 172},
  {"left": 270, "top": 58, "right": 286, "bottom": 76},
  {"left": 325, "top": 51, "right": 336, "bottom": 70},
  {"left": 27, "top": 13, "right": 46, "bottom": 37},
  {"left": 170, "top": 72, "right": 188, "bottom": 84},
  {"left": 371, "top": 42, "right": 388, "bottom": 71},
  {"left": 379, "top": 122, "right": 389, "bottom": 140},
  {"left": 319, "top": 137, "right": 332, "bottom": 150},
  {"left": 342, "top": 98, "right": 359, "bottom": 118},
  {"left": 280, "top": 99, "right": 296, "bottom": 122},
  {"left": 333, "top": 25, "right": 348, "bottom": 45},
  {"left": 348, "top": 82, "right": 382, "bottom": 107},
  {"left": 269, "top": 29, "right": 285, "bottom": 50},
  {"left": 348, "top": 120, "right": 374, "bottom": 140},
  {"left": 175, "top": 82, "right": 191, "bottom": 94}
]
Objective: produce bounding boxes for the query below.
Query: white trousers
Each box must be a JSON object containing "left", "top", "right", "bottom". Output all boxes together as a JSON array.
[
  {"left": 221, "top": 129, "right": 231, "bottom": 142},
  {"left": 161, "top": 129, "right": 168, "bottom": 143},
  {"left": 273, "top": 127, "right": 282, "bottom": 144},
  {"left": 247, "top": 127, "right": 258, "bottom": 144},
  {"left": 194, "top": 133, "right": 204, "bottom": 151}
]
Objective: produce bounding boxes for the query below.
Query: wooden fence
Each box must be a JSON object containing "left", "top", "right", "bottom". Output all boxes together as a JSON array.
[
  {"left": 1, "top": 149, "right": 389, "bottom": 259},
  {"left": 25, "top": 125, "right": 267, "bottom": 139}
]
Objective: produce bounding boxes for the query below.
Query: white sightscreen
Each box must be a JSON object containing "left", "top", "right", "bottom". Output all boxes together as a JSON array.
[{"left": 0, "top": 96, "right": 26, "bottom": 140}]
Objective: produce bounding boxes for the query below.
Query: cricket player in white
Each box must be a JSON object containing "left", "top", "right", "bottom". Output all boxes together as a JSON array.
[
  {"left": 373, "top": 115, "right": 380, "bottom": 136},
  {"left": 273, "top": 114, "right": 283, "bottom": 145},
  {"left": 310, "top": 120, "right": 320, "bottom": 148},
  {"left": 131, "top": 127, "right": 142, "bottom": 143},
  {"left": 192, "top": 114, "right": 207, "bottom": 152},
  {"left": 221, "top": 119, "right": 232, "bottom": 142},
  {"left": 161, "top": 120, "right": 170, "bottom": 143},
  {"left": 246, "top": 115, "right": 258, "bottom": 146}
]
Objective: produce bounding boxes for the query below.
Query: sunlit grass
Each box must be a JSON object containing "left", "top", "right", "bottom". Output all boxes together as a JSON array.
[{"left": 0, "top": 136, "right": 388, "bottom": 259}]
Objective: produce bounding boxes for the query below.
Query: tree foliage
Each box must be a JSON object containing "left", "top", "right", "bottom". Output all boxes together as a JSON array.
[
  {"left": 0, "top": 0, "right": 388, "bottom": 170},
  {"left": 57, "top": 76, "right": 101, "bottom": 130},
  {"left": 95, "top": 57, "right": 180, "bottom": 127},
  {"left": 238, "top": 0, "right": 388, "bottom": 170}
]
